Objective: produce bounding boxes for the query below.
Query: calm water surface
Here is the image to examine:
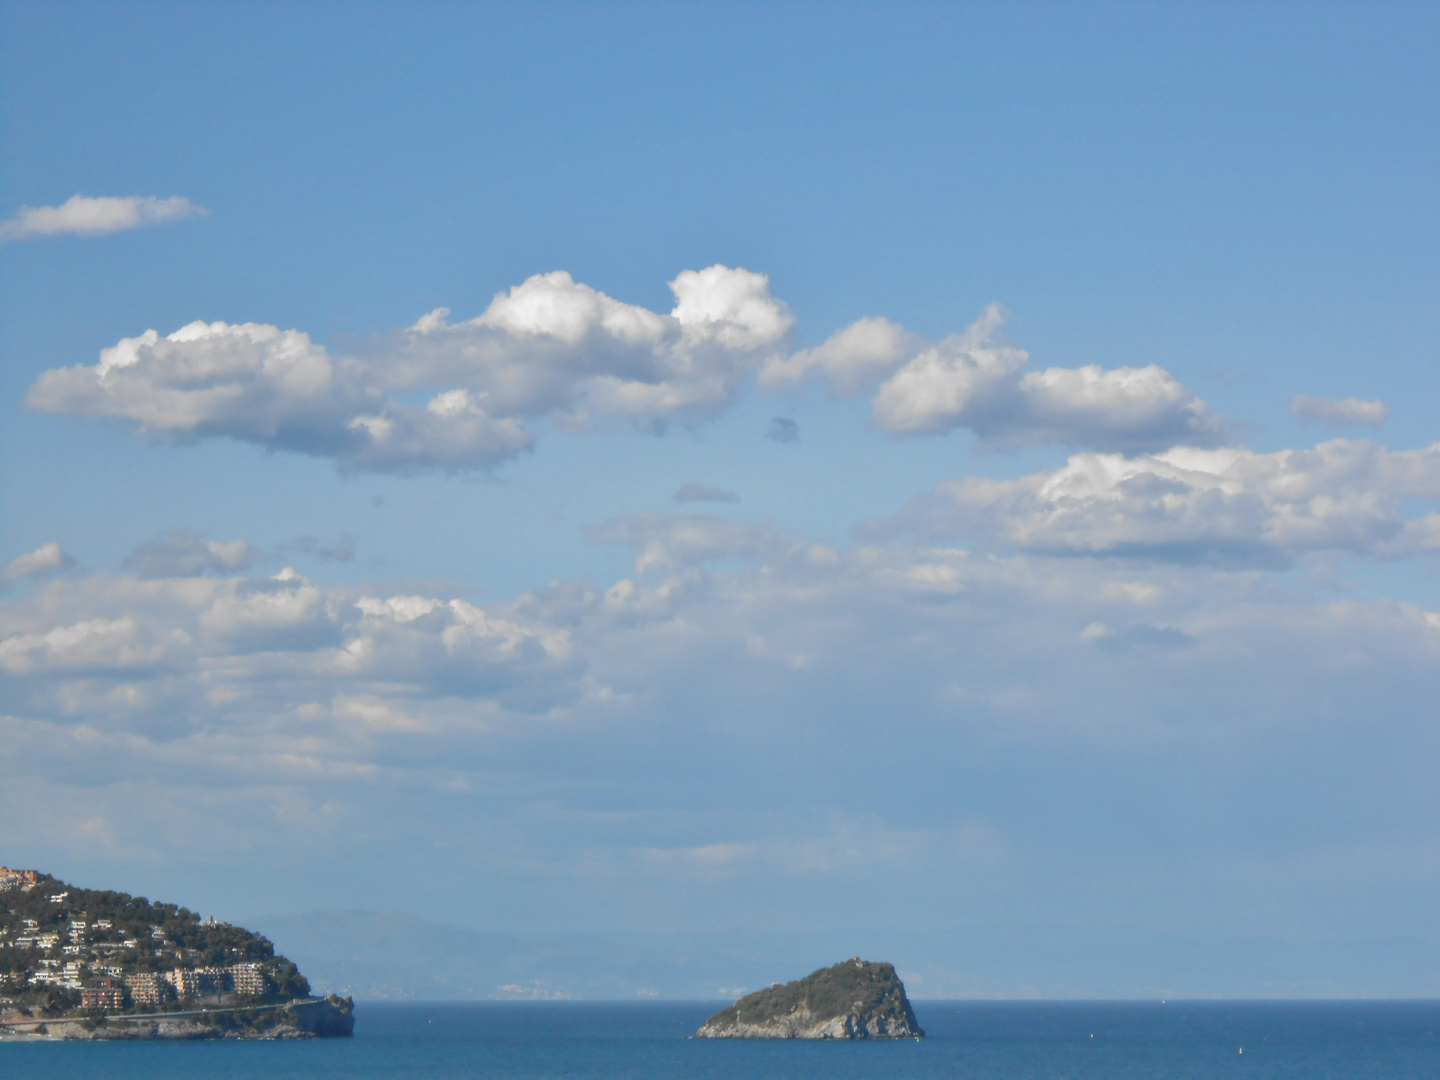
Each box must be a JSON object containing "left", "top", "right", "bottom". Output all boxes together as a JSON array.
[{"left": 7, "top": 1001, "right": 1440, "bottom": 1079}]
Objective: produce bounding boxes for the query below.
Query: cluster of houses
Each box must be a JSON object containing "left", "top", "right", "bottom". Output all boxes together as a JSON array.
[
  {"left": 0, "top": 873, "right": 272, "bottom": 1011},
  {"left": 0, "top": 868, "right": 40, "bottom": 892},
  {"left": 5, "top": 916, "right": 142, "bottom": 957}
]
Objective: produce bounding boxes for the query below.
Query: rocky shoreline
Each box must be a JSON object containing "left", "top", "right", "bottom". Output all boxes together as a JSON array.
[{"left": 0, "top": 994, "right": 354, "bottom": 1041}]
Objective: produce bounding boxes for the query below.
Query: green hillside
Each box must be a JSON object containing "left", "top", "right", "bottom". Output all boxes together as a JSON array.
[{"left": 1, "top": 869, "right": 309, "bottom": 1016}]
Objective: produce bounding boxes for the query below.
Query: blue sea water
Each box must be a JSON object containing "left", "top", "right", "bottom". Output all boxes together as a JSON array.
[{"left": 7, "top": 1001, "right": 1440, "bottom": 1079}]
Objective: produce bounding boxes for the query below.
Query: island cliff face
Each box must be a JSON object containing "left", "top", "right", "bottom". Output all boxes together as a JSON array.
[{"left": 695, "top": 958, "right": 923, "bottom": 1039}]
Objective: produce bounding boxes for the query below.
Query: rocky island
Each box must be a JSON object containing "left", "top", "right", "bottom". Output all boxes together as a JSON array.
[
  {"left": 0, "top": 866, "right": 352, "bottom": 1040},
  {"left": 696, "top": 958, "right": 923, "bottom": 1039}
]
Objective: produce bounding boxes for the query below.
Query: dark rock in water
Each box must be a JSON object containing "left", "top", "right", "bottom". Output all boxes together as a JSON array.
[
  {"left": 695, "top": 958, "right": 923, "bottom": 1039},
  {"left": 288, "top": 995, "right": 355, "bottom": 1037}
]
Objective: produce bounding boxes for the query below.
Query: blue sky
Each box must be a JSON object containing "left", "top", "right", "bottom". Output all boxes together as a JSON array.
[{"left": 3, "top": 2, "right": 1440, "bottom": 997}]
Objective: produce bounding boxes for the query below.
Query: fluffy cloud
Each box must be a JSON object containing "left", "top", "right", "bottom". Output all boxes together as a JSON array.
[
  {"left": 395, "top": 267, "right": 791, "bottom": 424},
  {"left": 760, "top": 315, "right": 916, "bottom": 395},
  {"left": 7, "top": 512, "right": 1440, "bottom": 782},
  {"left": 2, "top": 542, "right": 73, "bottom": 584},
  {"left": 0, "top": 616, "right": 167, "bottom": 675},
  {"left": 198, "top": 568, "right": 337, "bottom": 651},
  {"left": 26, "top": 266, "right": 792, "bottom": 473},
  {"left": 0, "top": 195, "right": 206, "bottom": 243},
  {"left": 27, "top": 272, "right": 1233, "bottom": 471},
  {"left": 876, "top": 438, "right": 1440, "bottom": 565},
  {"left": 14, "top": 439, "right": 1440, "bottom": 764},
  {"left": 26, "top": 319, "right": 377, "bottom": 455},
  {"left": 7, "top": 510, "right": 1440, "bottom": 962},
  {"left": 344, "top": 392, "right": 534, "bottom": 473},
  {"left": 1292, "top": 394, "right": 1389, "bottom": 427},
  {"left": 0, "top": 562, "right": 581, "bottom": 724},
  {"left": 1006, "top": 364, "right": 1220, "bottom": 450},
  {"left": 766, "top": 304, "right": 1225, "bottom": 452}
]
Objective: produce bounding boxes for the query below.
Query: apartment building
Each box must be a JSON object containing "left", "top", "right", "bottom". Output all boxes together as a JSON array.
[
  {"left": 124, "top": 972, "right": 169, "bottom": 1006},
  {"left": 166, "top": 963, "right": 269, "bottom": 999},
  {"left": 230, "top": 962, "right": 267, "bottom": 996},
  {"left": 168, "top": 966, "right": 231, "bottom": 997},
  {"left": 81, "top": 977, "right": 125, "bottom": 1011}
]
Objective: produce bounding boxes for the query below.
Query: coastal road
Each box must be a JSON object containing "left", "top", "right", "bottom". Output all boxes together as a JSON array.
[{"left": 0, "top": 1000, "right": 314, "bottom": 1027}]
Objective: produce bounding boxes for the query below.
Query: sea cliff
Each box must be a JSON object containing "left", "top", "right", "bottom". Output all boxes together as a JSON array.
[{"left": 695, "top": 958, "right": 923, "bottom": 1039}]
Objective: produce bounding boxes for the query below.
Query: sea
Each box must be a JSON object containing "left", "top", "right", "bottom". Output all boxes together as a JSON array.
[{"left": 8, "top": 1000, "right": 1440, "bottom": 1079}]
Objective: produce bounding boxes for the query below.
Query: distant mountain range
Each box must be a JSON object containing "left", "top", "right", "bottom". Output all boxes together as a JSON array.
[
  {"left": 252, "top": 910, "right": 805, "bottom": 1000},
  {"left": 254, "top": 909, "right": 1440, "bottom": 1001}
]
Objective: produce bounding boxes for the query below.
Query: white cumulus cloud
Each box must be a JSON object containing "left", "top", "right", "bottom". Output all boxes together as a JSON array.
[
  {"left": 398, "top": 266, "right": 792, "bottom": 425},
  {"left": 876, "top": 439, "right": 1440, "bottom": 565},
  {"left": 26, "top": 266, "right": 792, "bottom": 473},
  {"left": 0, "top": 616, "right": 178, "bottom": 675},
  {"left": 26, "top": 319, "right": 374, "bottom": 453},
  {"left": 0, "top": 195, "right": 207, "bottom": 243},
  {"left": 761, "top": 316, "right": 916, "bottom": 395},
  {"left": 27, "top": 271, "right": 1230, "bottom": 469},
  {"left": 766, "top": 304, "right": 1224, "bottom": 452},
  {"left": 198, "top": 568, "right": 333, "bottom": 649}
]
